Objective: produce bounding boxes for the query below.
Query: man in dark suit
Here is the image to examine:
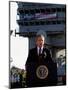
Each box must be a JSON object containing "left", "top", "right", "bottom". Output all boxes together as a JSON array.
[{"left": 26, "top": 34, "right": 57, "bottom": 87}]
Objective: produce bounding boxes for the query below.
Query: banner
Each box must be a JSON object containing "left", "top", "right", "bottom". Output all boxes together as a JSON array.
[
  {"left": 35, "top": 13, "right": 57, "bottom": 19},
  {"left": 23, "top": 13, "right": 57, "bottom": 20}
]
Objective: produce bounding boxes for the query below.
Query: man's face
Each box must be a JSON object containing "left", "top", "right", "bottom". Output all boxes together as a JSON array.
[{"left": 36, "top": 36, "right": 45, "bottom": 48}]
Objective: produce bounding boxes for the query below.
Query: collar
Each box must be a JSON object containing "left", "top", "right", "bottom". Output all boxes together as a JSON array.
[
  {"left": 37, "top": 46, "right": 44, "bottom": 55},
  {"left": 37, "top": 46, "right": 43, "bottom": 50}
]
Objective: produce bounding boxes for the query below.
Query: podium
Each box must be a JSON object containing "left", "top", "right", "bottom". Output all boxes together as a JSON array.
[{"left": 26, "top": 60, "right": 57, "bottom": 87}]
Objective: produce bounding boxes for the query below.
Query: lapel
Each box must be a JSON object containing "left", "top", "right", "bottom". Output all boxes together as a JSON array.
[
  {"left": 42, "top": 47, "right": 47, "bottom": 58},
  {"left": 35, "top": 47, "right": 39, "bottom": 56},
  {"left": 43, "top": 48, "right": 45, "bottom": 53}
]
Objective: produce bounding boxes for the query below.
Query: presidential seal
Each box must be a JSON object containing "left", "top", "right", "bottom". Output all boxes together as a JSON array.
[{"left": 36, "top": 65, "right": 48, "bottom": 79}]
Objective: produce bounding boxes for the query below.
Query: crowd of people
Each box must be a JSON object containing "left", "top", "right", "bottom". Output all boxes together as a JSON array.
[{"left": 10, "top": 67, "right": 26, "bottom": 88}]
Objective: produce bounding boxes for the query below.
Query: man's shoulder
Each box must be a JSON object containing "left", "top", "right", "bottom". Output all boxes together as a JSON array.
[
  {"left": 43, "top": 47, "right": 50, "bottom": 52},
  {"left": 29, "top": 47, "right": 36, "bottom": 52},
  {"left": 30, "top": 47, "right": 50, "bottom": 51}
]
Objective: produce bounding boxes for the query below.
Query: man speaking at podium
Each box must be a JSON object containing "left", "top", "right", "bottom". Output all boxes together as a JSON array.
[{"left": 26, "top": 34, "right": 57, "bottom": 87}]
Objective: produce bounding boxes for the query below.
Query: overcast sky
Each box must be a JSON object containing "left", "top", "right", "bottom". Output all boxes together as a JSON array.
[{"left": 10, "top": 2, "right": 28, "bottom": 69}]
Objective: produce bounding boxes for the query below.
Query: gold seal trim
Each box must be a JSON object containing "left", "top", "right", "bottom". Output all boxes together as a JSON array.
[{"left": 36, "top": 65, "right": 48, "bottom": 79}]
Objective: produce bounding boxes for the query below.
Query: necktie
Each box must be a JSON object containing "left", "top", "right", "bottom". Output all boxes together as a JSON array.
[{"left": 39, "top": 48, "right": 41, "bottom": 55}]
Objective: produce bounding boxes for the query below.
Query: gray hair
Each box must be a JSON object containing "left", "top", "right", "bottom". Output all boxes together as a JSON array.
[{"left": 35, "top": 34, "right": 45, "bottom": 40}]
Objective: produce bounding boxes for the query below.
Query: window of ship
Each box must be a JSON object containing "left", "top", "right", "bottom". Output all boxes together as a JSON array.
[
  {"left": 40, "top": 21, "right": 45, "bottom": 25},
  {"left": 35, "top": 21, "right": 40, "bottom": 25},
  {"left": 51, "top": 8, "right": 56, "bottom": 13},
  {"left": 24, "top": 10, "right": 29, "bottom": 14},
  {"left": 45, "top": 8, "right": 51, "bottom": 13},
  {"left": 30, "top": 9, "right": 35, "bottom": 14},
  {"left": 57, "top": 8, "right": 61, "bottom": 12},
  {"left": 24, "top": 22, "right": 29, "bottom": 26},
  {"left": 61, "top": 20, "right": 65, "bottom": 24},
  {"left": 62, "top": 8, "right": 66, "bottom": 12},
  {"left": 35, "top": 9, "right": 40, "bottom": 13},
  {"left": 29, "top": 21, "right": 35, "bottom": 25},
  {"left": 52, "top": 20, "right": 57, "bottom": 24},
  {"left": 40, "top": 9, "right": 45, "bottom": 13},
  {"left": 57, "top": 20, "right": 62, "bottom": 24},
  {"left": 46, "top": 20, "right": 52, "bottom": 25}
]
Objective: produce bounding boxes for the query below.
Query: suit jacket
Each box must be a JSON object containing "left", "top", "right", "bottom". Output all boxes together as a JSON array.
[
  {"left": 26, "top": 47, "right": 57, "bottom": 87},
  {"left": 26, "top": 47, "right": 52, "bottom": 63}
]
